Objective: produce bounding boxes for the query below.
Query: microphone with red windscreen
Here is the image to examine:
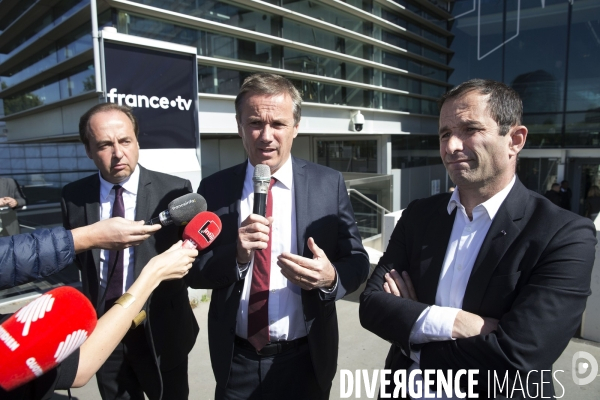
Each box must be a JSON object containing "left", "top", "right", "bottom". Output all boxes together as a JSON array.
[
  {"left": 0, "top": 286, "right": 97, "bottom": 391},
  {"left": 182, "top": 212, "right": 222, "bottom": 250}
]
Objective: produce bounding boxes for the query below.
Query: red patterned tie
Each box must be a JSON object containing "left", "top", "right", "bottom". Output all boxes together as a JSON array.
[{"left": 247, "top": 178, "right": 275, "bottom": 351}]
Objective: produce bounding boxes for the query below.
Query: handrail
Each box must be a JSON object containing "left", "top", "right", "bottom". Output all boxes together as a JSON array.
[{"left": 347, "top": 188, "right": 391, "bottom": 214}]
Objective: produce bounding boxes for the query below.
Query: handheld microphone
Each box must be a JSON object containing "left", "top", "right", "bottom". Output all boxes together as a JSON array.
[
  {"left": 146, "top": 193, "right": 207, "bottom": 226},
  {"left": 182, "top": 212, "right": 222, "bottom": 250},
  {"left": 253, "top": 164, "right": 271, "bottom": 217},
  {"left": 0, "top": 287, "right": 97, "bottom": 391}
]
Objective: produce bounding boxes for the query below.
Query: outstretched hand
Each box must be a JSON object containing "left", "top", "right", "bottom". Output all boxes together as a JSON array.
[
  {"left": 73, "top": 218, "right": 161, "bottom": 253},
  {"left": 277, "top": 237, "right": 337, "bottom": 290}
]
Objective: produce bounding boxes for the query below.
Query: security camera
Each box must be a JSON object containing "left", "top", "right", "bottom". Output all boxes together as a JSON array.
[{"left": 352, "top": 111, "right": 365, "bottom": 132}]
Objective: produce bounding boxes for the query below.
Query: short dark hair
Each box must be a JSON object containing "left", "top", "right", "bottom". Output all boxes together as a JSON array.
[
  {"left": 439, "top": 79, "right": 522, "bottom": 136},
  {"left": 79, "top": 103, "right": 139, "bottom": 149},
  {"left": 235, "top": 73, "right": 302, "bottom": 125}
]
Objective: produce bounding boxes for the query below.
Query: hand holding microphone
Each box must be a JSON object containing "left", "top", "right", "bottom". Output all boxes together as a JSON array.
[
  {"left": 146, "top": 193, "right": 207, "bottom": 226},
  {"left": 182, "top": 212, "right": 223, "bottom": 250},
  {"left": 236, "top": 165, "right": 273, "bottom": 264}
]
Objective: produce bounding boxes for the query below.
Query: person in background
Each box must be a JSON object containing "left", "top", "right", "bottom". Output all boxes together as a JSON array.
[
  {"left": 0, "top": 177, "right": 26, "bottom": 236},
  {"left": 584, "top": 185, "right": 600, "bottom": 221},
  {"left": 544, "top": 182, "right": 562, "bottom": 207},
  {"left": 560, "top": 180, "right": 572, "bottom": 210}
]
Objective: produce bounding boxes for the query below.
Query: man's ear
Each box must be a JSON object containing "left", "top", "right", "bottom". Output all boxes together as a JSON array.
[{"left": 509, "top": 125, "right": 528, "bottom": 157}]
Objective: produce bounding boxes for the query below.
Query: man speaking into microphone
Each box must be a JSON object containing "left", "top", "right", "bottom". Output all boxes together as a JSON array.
[
  {"left": 188, "top": 73, "right": 370, "bottom": 399},
  {"left": 61, "top": 103, "right": 198, "bottom": 400}
]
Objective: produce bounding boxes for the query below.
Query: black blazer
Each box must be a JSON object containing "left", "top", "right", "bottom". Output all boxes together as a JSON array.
[
  {"left": 188, "top": 157, "right": 370, "bottom": 391},
  {"left": 61, "top": 165, "right": 199, "bottom": 371},
  {"left": 360, "top": 178, "right": 596, "bottom": 399}
]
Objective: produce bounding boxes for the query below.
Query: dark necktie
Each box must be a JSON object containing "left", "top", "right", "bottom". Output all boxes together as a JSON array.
[
  {"left": 247, "top": 177, "right": 276, "bottom": 351},
  {"left": 104, "top": 185, "right": 125, "bottom": 312}
]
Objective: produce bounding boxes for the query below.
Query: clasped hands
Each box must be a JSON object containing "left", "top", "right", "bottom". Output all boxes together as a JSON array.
[
  {"left": 0, "top": 196, "right": 18, "bottom": 208},
  {"left": 237, "top": 214, "right": 336, "bottom": 290},
  {"left": 384, "top": 269, "right": 499, "bottom": 339}
]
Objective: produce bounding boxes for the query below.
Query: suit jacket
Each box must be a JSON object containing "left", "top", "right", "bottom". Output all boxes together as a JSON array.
[
  {"left": 61, "top": 165, "right": 199, "bottom": 371},
  {"left": 0, "top": 177, "right": 26, "bottom": 208},
  {"left": 188, "top": 157, "right": 370, "bottom": 391},
  {"left": 0, "top": 177, "right": 26, "bottom": 236},
  {"left": 360, "top": 178, "right": 596, "bottom": 399}
]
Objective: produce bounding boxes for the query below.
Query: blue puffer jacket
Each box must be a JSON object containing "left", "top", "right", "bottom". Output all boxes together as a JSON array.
[{"left": 0, "top": 227, "right": 75, "bottom": 290}]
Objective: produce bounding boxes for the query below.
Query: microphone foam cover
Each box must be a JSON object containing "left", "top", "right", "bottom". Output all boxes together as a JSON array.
[
  {"left": 182, "top": 212, "right": 222, "bottom": 251},
  {"left": 168, "top": 193, "right": 207, "bottom": 226},
  {"left": 253, "top": 164, "right": 271, "bottom": 182},
  {"left": 0, "top": 286, "right": 97, "bottom": 391}
]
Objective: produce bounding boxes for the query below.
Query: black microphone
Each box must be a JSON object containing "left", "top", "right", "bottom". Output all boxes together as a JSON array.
[
  {"left": 252, "top": 164, "right": 271, "bottom": 217},
  {"left": 145, "top": 193, "right": 207, "bottom": 226}
]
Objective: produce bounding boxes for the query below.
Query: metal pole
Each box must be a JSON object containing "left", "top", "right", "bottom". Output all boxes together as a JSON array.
[{"left": 90, "top": 0, "right": 102, "bottom": 93}]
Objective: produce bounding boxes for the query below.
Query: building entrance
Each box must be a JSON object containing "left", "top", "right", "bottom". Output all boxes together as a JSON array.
[{"left": 567, "top": 159, "right": 600, "bottom": 216}]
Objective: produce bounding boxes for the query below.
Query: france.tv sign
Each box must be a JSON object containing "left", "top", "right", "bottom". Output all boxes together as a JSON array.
[{"left": 102, "top": 41, "right": 197, "bottom": 150}]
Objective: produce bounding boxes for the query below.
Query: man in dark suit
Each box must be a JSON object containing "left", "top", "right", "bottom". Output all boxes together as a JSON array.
[
  {"left": 62, "top": 103, "right": 199, "bottom": 400},
  {"left": 188, "top": 73, "right": 370, "bottom": 399},
  {"left": 360, "top": 79, "right": 596, "bottom": 399}
]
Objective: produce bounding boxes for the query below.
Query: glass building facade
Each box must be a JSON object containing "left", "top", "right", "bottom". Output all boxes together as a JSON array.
[{"left": 0, "top": 0, "right": 599, "bottom": 216}]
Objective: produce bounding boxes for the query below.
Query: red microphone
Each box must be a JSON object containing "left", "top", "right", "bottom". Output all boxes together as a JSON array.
[
  {"left": 182, "top": 211, "right": 222, "bottom": 250},
  {"left": 0, "top": 286, "right": 97, "bottom": 391}
]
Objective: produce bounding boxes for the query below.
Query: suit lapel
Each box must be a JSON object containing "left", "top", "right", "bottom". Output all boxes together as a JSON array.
[
  {"left": 135, "top": 166, "right": 151, "bottom": 276},
  {"left": 85, "top": 174, "right": 101, "bottom": 270},
  {"left": 419, "top": 203, "right": 456, "bottom": 305},
  {"left": 292, "top": 157, "right": 309, "bottom": 257},
  {"left": 462, "top": 179, "right": 528, "bottom": 313}
]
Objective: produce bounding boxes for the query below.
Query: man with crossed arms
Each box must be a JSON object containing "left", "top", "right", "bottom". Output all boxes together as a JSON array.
[{"left": 360, "top": 79, "right": 596, "bottom": 399}]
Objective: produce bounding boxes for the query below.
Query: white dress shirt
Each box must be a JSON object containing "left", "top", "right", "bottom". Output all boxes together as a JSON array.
[
  {"left": 235, "top": 157, "right": 308, "bottom": 341},
  {"left": 407, "top": 176, "right": 516, "bottom": 399},
  {"left": 98, "top": 167, "right": 140, "bottom": 300}
]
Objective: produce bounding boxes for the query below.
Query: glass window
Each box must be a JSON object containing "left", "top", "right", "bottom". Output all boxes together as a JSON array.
[
  {"left": 283, "top": 48, "right": 368, "bottom": 84},
  {"left": 566, "top": 0, "right": 600, "bottom": 112},
  {"left": 565, "top": 112, "right": 600, "bottom": 147},
  {"left": 382, "top": 51, "right": 447, "bottom": 81},
  {"left": 128, "top": 0, "right": 272, "bottom": 36},
  {"left": 1, "top": 24, "right": 93, "bottom": 90},
  {"left": 505, "top": 0, "right": 569, "bottom": 115},
  {"left": 522, "top": 113, "right": 563, "bottom": 148},
  {"left": 517, "top": 158, "right": 559, "bottom": 194},
  {"left": 0, "top": 0, "right": 87, "bottom": 58},
  {"left": 381, "top": 8, "right": 447, "bottom": 47},
  {"left": 3, "top": 64, "right": 94, "bottom": 116},
  {"left": 0, "top": 0, "right": 37, "bottom": 32},
  {"left": 389, "top": 0, "right": 449, "bottom": 27},
  {"left": 123, "top": 13, "right": 275, "bottom": 66},
  {"left": 317, "top": 140, "right": 378, "bottom": 173},
  {"left": 382, "top": 30, "right": 447, "bottom": 64},
  {"left": 198, "top": 66, "right": 249, "bottom": 95},
  {"left": 282, "top": 0, "right": 368, "bottom": 35},
  {"left": 448, "top": 0, "right": 503, "bottom": 85},
  {"left": 391, "top": 134, "right": 442, "bottom": 169}
]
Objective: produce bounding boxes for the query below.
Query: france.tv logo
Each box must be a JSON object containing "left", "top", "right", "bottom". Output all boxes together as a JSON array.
[{"left": 572, "top": 351, "right": 599, "bottom": 386}]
